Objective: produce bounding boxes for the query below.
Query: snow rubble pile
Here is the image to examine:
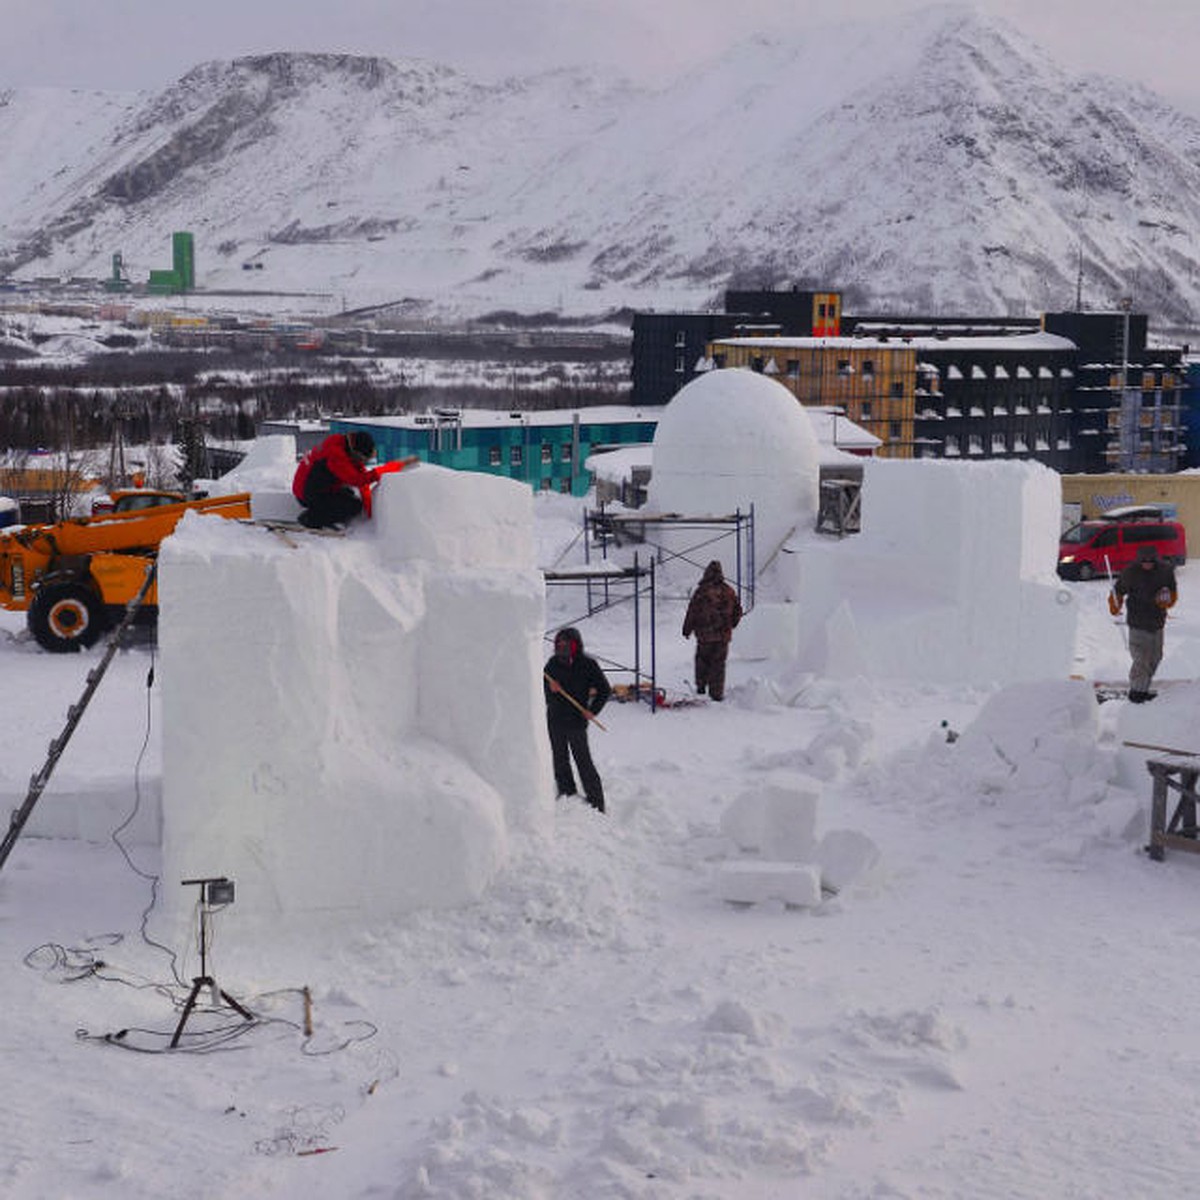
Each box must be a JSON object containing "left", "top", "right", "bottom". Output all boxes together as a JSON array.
[
  {"left": 891, "top": 678, "right": 1146, "bottom": 855},
  {"left": 744, "top": 458, "right": 1077, "bottom": 686},
  {"left": 154, "top": 464, "right": 553, "bottom": 964}
]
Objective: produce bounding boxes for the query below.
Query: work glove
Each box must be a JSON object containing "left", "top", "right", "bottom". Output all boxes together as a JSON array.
[
  {"left": 1108, "top": 592, "right": 1122, "bottom": 617},
  {"left": 1156, "top": 588, "right": 1177, "bottom": 610}
]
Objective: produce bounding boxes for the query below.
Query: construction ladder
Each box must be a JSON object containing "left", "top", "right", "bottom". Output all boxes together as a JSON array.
[{"left": 0, "top": 561, "right": 157, "bottom": 876}]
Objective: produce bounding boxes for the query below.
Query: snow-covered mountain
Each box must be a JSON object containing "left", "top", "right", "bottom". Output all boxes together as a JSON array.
[{"left": 3, "top": 4, "right": 1200, "bottom": 325}]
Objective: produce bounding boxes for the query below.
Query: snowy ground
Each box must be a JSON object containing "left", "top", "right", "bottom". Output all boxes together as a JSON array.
[{"left": 3, "top": 493, "right": 1200, "bottom": 1199}]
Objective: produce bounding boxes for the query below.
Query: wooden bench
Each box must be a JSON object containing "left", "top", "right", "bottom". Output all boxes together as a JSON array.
[{"left": 1146, "top": 756, "right": 1200, "bottom": 861}]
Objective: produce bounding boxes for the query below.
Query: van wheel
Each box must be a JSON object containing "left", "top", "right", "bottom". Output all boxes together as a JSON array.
[
  {"left": 1077, "top": 563, "right": 1095, "bottom": 581},
  {"left": 28, "top": 583, "right": 106, "bottom": 652}
]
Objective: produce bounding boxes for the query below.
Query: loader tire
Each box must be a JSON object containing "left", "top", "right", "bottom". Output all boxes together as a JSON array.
[{"left": 29, "top": 583, "right": 106, "bottom": 652}]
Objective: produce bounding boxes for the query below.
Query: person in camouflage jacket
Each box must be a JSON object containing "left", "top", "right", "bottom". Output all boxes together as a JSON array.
[{"left": 681, "top": 560, "right": 742, "bottom": 701}]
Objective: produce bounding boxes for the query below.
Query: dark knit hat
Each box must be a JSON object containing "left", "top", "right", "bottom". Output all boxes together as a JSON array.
[{"left": 348, "top": 431, "right": 375, "bottom": 460}]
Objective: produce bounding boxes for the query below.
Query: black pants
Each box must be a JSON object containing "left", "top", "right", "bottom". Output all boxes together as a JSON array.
[
  {"left": 300, "top": 486, "right": 363, "bottom": 529},
  {"left": 548, "top": 720, "right": 604, "bottom": 813}
]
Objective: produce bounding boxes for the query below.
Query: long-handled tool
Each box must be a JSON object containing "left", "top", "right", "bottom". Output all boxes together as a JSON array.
[
  {"left": 543, "top": 671, "right": 607, "bottom": 731},
  {"left": 1104, "top": 553, "right": 1129, "bottom": 650}
]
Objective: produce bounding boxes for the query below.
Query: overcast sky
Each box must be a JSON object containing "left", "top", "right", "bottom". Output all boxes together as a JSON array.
[{"left": 3, "top": 0, "right": 1199, "bottom": 114}]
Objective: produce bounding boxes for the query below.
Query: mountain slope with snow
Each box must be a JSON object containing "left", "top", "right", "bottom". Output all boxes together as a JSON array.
[{"left": 3, "top": 5, "right": 1200, "bottom": 324}]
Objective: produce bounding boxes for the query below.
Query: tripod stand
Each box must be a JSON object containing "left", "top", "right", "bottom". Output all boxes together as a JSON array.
[{"left": 170, "top": 877, "right": 253, "bottom": 1049}]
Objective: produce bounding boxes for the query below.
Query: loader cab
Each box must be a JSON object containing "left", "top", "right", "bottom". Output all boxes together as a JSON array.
[{"left": 92, "top": 489, "right": 187, "bottom": 515}]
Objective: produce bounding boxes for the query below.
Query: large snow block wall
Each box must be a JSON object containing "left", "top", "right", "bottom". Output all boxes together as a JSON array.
[
  {"left": 765, "top": 459, "right": 1076, "bottom": 686},
  {"left": 155, "top": 465, "right": 552, "bottom": 949}
]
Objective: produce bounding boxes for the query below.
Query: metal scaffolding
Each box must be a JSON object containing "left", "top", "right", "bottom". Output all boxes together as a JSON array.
[
  {"left": 543, "top": 554, "right": 659, "bottom": 709},
  {"left": 541, "top": 506, "right": 754, "bottom": 712},
  {"left": 583, "top": 505, "right": 755, "bottom": 612}
]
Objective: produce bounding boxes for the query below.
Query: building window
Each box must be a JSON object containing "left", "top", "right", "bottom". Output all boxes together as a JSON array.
[
  {"left": 945, "top": 434, "right": 960, "bottom": 456},
  {"left": 675, "top": 355, "right": 685, "bottom": 374},
  {"left": 559, "top": 479, "right": 571, "bottom": 493},
  {"left": 488, "top": 446, "right": 501, "bottom": 466},
  {"left": 787, "top": 359, "right": 800, "bottom": 378},
  {"left": 511, "top": 446, "right": 523, "bottom": 466},
  {"left": 862, "top": 360, "right": 875, "bottom": 379},
  {"left": 860, "top": 401, "right": 873, "bottom": 420},
  {"left": 889, "top": 421, "right": 902, "bottom": 440},
  {"left": 837, "top": 359, "right": 853, "bottom": 377},
  {"left": 560, "top": 443, "right": 572, "bottom": 462},
  {"left": 540, "top": 477, "right": 552, "bottom": 490},
  {"left": 890, "top": 382, "right": 904, "bottom": 398},
  {"left": 541, "top": 444, "right": 552, "bottom": 464},
  {"left": 675, "top": 330, "right": 687, "bottom": 347}
]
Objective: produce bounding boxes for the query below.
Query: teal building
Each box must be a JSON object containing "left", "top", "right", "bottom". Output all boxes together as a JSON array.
[{"left": 331, "top": 407, "right": 660, "bottom": 496}]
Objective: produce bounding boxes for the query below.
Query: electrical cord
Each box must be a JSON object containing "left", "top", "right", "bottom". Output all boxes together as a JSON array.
[
  {"left": 108, "top": 634, "right": 187, "bottom": 985},
  {"left": 25, "top": 633, "right": 381, "bottom": 1060}
]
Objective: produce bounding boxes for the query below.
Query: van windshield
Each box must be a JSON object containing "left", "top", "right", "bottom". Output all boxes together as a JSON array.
[{"left": 1060, "top": 523, "right": 1102, "bottom": 545}]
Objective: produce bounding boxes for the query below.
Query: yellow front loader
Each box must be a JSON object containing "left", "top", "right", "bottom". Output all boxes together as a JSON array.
[{"left": 0, "top": 492, "right": 251, "bottom": 651}]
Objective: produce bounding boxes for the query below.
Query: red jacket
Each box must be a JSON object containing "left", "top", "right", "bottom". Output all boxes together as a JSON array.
[{"left": 293, "top": 434, "right": 378, "bottom": 502}]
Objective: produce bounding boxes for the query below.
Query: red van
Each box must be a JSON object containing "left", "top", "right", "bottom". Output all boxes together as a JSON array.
[{"left": 1057, "top": 517, "right": 1187, "bottom": 580}]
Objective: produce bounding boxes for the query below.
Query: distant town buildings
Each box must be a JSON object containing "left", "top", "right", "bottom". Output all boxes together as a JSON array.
[{"left": 631, "top": 289, "right": 1188, "bottom": 474}]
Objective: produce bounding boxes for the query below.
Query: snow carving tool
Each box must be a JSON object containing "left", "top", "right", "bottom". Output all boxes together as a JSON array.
[{"left": 360, "top": 455, "right": 419, "bottom": 518}]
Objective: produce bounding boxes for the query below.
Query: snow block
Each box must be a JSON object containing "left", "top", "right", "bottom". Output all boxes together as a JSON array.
[
  {"left": 785, "top": 459, "right": 1077, "bottom": 686},
  {"left": 210, "top": 434, "right": 303, "bottom": 522},
  {"left": 717, "top": 861, "right": 823, "bottom": 908},
  {"left": 373, "top": 463, "right": 535, "bottom": 571},
  {"left": 816, "top": 829, "right": 881, "bottom": 893},
  {"left": 720, "top": 780, "right": 819, "bottom": 860},
  {"left": 735, "top": 601, "right": 799, "bottom": 661}
]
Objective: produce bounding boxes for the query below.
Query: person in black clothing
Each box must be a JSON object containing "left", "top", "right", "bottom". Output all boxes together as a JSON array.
[
  {"left": 543, "top": 626, "right": 611, "bottom": 812},
  {"left": 1110, "top": 544, "right": 1178, "bottom": 702}
]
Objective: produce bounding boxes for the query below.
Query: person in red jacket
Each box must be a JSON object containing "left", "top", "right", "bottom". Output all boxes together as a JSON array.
[{"left": 292, "top": 431, "right": 379, "bottom": 529}]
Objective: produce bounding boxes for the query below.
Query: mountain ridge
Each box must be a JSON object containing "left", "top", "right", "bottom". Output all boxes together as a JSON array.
[{"left": 2, "top": 5, "right": 1199, "bottom": 327}]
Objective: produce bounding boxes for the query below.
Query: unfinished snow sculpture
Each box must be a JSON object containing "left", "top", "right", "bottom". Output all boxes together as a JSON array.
[
  {"left": 743, "top": 457, "right": 1077, "bottom": 687},
  {"left": 648, "top": 368, "right": 821, "bottom": 570},
  {"left": 155, "top": 464, "right": 552, "bottom": 968}
]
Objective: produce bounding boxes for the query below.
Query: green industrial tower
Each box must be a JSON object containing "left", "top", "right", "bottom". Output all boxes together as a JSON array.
[{"left": 147, "top": 231, "right": 195, "bottom": 294}]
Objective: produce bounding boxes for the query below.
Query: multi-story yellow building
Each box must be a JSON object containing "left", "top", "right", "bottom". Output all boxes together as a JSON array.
[{"left": 707, "top": 336, "right": 918, "bottom": 459}]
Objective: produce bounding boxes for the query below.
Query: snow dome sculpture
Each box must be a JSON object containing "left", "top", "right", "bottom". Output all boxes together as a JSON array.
[{"left": 647, "top": 369, "right": 821, "bottom": 570}]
